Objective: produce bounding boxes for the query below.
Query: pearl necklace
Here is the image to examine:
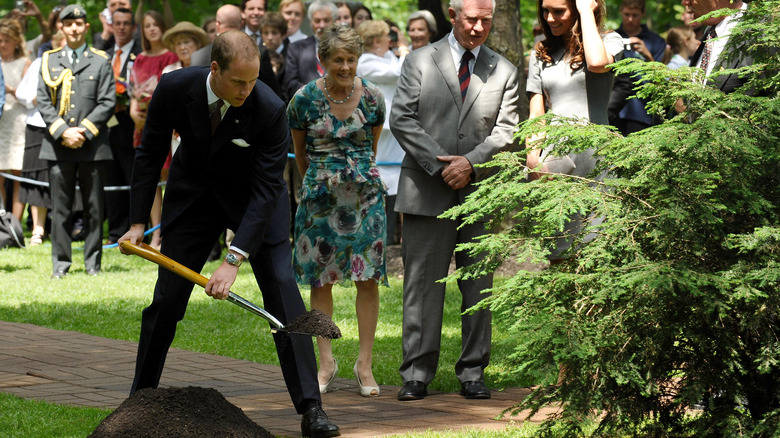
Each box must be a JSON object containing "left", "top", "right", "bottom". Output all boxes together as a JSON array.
[{"left": 323, "top": 74, "right": 355, "bottom": 104}]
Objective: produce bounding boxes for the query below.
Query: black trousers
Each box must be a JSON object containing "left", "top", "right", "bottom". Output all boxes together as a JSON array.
[
  {"left": 130, "top": 190, "right": 320, "bottom": 413},
  {"left": 48, "top": 160, "right": 107, "bottom": 273},
  {"left": 105, "top": 112, "right": 136, "bottom": 242}
]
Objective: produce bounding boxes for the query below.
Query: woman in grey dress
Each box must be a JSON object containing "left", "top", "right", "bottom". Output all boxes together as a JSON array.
[{"left": 526, "top": 0, "right": 624, "bottom": 257}]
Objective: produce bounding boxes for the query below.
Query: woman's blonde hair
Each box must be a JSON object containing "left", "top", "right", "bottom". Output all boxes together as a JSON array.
[
  {"left": 0, "top": 18, "right": 26, "bottom": 59},
  {"left": 318, "top": 25, "right": 363, "bottom": 62},
  {"left": 356, "top": 20, "right": 389, "bottom": 50}
]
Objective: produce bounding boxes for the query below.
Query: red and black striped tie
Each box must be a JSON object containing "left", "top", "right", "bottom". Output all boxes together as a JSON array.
[{"left": 459, "top": 51, "right": 474, "bottom": 102}]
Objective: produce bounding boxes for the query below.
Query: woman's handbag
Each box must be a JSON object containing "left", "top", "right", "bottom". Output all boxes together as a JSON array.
[{"left": 0, "top": 194, "right": 25, "bottom": 249}]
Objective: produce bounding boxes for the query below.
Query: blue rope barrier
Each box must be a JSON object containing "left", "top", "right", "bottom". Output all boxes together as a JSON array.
[{"left": 102, "top": 224, "right": 160, "bottom": 249}]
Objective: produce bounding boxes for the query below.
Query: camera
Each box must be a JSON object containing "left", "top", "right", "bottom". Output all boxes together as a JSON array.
[
  {"left": 622, "top": 38, "right": 633, "bottom": 51},
  {"left": 15, "top": 0, "right": 25, "bottom": 11},
  {"left": 389, "top": 28, "right": 398, "bottom": 43},
  {"left": 102, "top": 8, "right": 113, "bottom": 25}
]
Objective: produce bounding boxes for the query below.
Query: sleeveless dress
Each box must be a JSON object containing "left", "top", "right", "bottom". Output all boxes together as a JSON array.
[
  {"left": 287, "top": 78, "right": 388, "bottom": 288},
  {"left": 0, "top": 57, "right": 29, "bottom": 170}
]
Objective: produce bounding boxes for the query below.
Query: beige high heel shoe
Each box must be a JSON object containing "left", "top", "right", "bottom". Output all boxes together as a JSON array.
[
  {"left": 319, "top": 358, "right": 338, "bottom": 394},
  {"left": 353, "top": 362, "right": 379, "bottom": 397}
]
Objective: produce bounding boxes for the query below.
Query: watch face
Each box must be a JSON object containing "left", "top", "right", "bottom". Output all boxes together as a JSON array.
[{"left": 226, "top": 253, "right": 240, "bottom": 266}]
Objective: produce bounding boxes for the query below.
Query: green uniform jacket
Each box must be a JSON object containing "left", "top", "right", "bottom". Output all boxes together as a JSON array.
[{"left": 37, "top": 45, "right": 116, "bottom": 162}]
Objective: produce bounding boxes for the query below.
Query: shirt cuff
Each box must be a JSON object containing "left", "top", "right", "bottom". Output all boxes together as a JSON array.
[{"left": 229, "top": 245, "right": 250, "bottom": 259}]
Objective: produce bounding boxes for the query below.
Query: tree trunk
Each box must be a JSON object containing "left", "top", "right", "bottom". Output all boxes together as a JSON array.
[{"left": 486, "top": 0, "right": 529, "bottom": 120}]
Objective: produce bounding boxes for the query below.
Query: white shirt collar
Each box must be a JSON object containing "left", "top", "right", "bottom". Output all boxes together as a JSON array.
[
  {"left": 206, "top": 72, "right": 230, "bottom": 118},
  {"left": 447, "top": 32, "right": 480, "bottom": 74},
  {"left": 114, "top": 40, "right": 134, "bottom": 56}
]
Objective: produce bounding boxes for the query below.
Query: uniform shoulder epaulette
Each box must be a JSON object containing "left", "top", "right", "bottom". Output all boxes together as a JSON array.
[
  {"left": 89, "top": 47, "right": 109, "bottom": 59},
  {"left": 43, "top": 46, "right": 64, "bottom": 55}
]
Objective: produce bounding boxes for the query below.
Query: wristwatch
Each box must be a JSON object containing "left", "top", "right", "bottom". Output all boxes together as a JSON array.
[{"left": 224, "top": 252, "right": 242, "bottom": 267}]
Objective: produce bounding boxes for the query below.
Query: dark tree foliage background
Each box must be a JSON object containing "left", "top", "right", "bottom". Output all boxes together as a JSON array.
[{"left": 444, "top": 1, "right": 780, "bottom": 436}]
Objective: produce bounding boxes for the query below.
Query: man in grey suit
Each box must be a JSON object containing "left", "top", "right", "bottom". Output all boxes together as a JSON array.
[{"left": 390, "top": 0, "right": 520, "bottom": 401}]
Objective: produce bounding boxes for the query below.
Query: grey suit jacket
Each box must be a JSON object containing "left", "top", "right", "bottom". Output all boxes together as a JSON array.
[{"left": 390, "top": 38, "right": 520, "bottom": 217}]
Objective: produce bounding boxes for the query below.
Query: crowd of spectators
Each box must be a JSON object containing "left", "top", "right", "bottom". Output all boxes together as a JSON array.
[{"left": 1, "top": 0, "right": 748, "bottom": 413}]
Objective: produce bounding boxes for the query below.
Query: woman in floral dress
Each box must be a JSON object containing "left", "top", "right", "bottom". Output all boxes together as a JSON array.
[{"left": 287, "top": 25, "right": 386, "bottom": 398}]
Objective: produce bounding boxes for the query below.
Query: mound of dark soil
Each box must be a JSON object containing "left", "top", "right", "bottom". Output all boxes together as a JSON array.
[
  {"left": 89, "top": 386, "right": 274, "bottom": 438},
  {"left": 286, "top": 309, "right": 342, "bottom": 339}
]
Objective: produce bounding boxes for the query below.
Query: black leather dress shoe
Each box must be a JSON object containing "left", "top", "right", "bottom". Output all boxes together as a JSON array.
[
  {"left": 50, "top": 271, "right": 67, "bottom": 280},
  {"left": 397, "top": 380, "right": 427, "bottom": 401},
  {"left": 301, "top": 403, "right": 340, "bottom": 438},
  {"left": 461, "top": 381, "right": 491, "bottom": 399},
  {"left": 87, "top": 269, "right": 100, "bottom": 276}
]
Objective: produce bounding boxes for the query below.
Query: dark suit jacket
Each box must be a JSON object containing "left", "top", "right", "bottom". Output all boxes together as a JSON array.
[
  {"left": 37, "top": 46, "right": 116, "bottom": 162},
  {"left": 130, "top": 66, "right": 291, "bottom": 255},
  {"left": 282, "top": 36, "right": 320, "bottom": 99},
  {"left": 690, "top": 25, "right": 753, "bottom": 94}
]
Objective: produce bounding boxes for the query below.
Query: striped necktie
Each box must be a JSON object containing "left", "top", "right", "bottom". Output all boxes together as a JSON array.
[
  {"left": 699, "top": 27, "right": 717, "bottom": 74},
  {"left": 210, "top": 99, "right": 224, "bottom": 136},
  {"left": 458, "top": 51, "right": 474, "bottom": 102}
]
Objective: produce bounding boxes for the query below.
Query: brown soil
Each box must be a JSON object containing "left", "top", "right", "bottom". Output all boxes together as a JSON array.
[
  {"left": 88, "top": 386, "right": 274, "bottom": 438},
  {"left": 285, "top": 309, "right": 342, "bottom": 339}
]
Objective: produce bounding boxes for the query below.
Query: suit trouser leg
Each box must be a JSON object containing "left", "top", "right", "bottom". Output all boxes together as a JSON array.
[
  {"left": 105, "top": 118, "right": 135, "bottom": 241},
  {"left": 399, "top": 214, "right": 457, "bottom": 384},
  {"left": 453, "top": 221, "right": 493, "bottom": 383},
  {"left": 131, "top": 196, "right": 224, "bottom": 393},
  {"left": 250, "top": 238, "right": 321, "bottom": 413},
  {"left": 78, "top": 161, "right": 107, "bottom": 272},
  {"left": 49, "top": 161, "right": 77, "bottom": 273}
]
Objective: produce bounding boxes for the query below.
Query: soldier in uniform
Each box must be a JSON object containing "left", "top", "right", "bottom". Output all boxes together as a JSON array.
[{"left": 38, "top": 5, "right": 116, "bottom": 279}]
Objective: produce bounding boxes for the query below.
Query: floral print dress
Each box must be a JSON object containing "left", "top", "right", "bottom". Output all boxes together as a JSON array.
[{"left": 287, "top": 78, "right": 388, "bottom": 288}]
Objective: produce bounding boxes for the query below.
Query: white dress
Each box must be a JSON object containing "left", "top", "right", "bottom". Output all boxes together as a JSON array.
[
  {"left": 357, "top": 50, "right": 406, "bottom": 196},
  {"left": 0, "top": 57, "right": 29, "bottom": 170}
]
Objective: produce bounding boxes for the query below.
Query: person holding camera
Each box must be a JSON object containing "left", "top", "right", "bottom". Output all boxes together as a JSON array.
[{"left": 608, "top": 0, "right": 666, "bottom": 136}]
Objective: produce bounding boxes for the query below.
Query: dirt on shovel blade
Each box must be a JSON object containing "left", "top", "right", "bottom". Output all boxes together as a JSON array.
[
  {"left": 285, "top": 309, "right": 342, "bottom": 339},
  {"left": 88, "top": 386, "right": 274, "bottom": 438}
]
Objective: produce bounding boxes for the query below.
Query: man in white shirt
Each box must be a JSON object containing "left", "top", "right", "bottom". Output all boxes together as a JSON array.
[
  {"left": 241, "top": 0, "right": 266, "bottom": 47},
  {"left": 683, "top": 0, "right": 748, "bottom": 93}
]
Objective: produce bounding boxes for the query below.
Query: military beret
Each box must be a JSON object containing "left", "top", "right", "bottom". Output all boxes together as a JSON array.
[{"left": 60, "top": 5, "right": 88, "bottom": 21}]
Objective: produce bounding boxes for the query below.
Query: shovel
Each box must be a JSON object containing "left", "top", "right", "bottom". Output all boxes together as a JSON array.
[{"left": 119, "top": 241, "right": 341, "bottom": 339}]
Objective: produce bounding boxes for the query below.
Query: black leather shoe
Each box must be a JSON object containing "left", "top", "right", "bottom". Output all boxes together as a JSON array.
[
  {"left": 50, "top": 271, "right": 67, "bottom": 279},
  {"left": 87, "top": 269, "right": 100, "bottom": 276},
  {"left": 301, "top": 403, "right": 340, "bottom": 438},
  {"left": 461, "top": 381, "right": 491, "bottom": 399},
  {"left": 397, "top": 380, "right": 427, "bottom": 401}
]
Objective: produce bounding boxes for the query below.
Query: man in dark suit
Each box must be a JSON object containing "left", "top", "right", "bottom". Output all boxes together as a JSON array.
[
  {"left": 683, "top": 0, "right": 748, "bottom": 93},
  {"left": 38, "top": 5, "right": 116, "bottom": 278},
  {"left": 389, "top": 0, "right": 520, "bottom": 401},
  {"left": 281, "top": 0, "right": 336, "bottom": 98},
  {"left": 104, "top": 7, "right": 142, "bottom": 244},
  {"left": 118, "top": 31, "right": 340, "bottom": 438}
]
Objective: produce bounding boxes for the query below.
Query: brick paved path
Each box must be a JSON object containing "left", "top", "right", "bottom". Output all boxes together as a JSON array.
[{"left": 0, "top": 321, "right": 553, "bottom": 437}]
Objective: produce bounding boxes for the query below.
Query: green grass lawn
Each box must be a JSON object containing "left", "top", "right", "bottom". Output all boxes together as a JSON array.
[{"left": 0, "top": 239, "right": 534, "bottom": 437}]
